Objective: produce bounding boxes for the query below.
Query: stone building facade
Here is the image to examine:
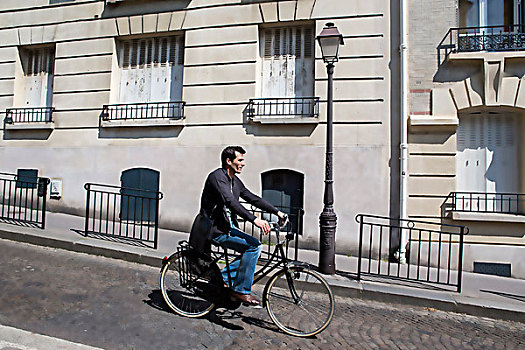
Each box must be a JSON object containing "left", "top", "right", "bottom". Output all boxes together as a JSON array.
[
  {"left": 408, "top": 0, "right": 525, "bottom": 278},
  {"left": 0, "top": 1, "right": 398, "bottom": 254}
]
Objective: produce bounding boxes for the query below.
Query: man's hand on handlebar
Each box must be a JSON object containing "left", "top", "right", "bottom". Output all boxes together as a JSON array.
[
  {"left": 277, "top": 211, "right": 288, "bottom": 227},
  {"left": 254, "top": 217, "right": 271, "bottom": 235}
]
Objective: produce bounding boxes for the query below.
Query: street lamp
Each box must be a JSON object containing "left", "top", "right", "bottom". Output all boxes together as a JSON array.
[{"left": 317, "top": 22, "right": 344, "bottom": 275}]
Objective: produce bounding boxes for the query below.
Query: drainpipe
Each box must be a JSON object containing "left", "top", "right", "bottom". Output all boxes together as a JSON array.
[{"left": 399, "top": 0, "right": 409, "bottom": 263}]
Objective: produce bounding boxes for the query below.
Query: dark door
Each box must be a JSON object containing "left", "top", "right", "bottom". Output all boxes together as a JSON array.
[
  {"left": 120, "top": 168, "right": 159, "bottom": 222},
  {"left": 261, "top": 169, "right": 304, "bottom": 234}
]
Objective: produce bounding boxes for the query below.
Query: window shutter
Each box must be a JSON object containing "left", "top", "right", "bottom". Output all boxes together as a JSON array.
[
  {"left": 264, "top": 30, "right": 273, "bottom": 57},
  {"left": 295, "top": 27, "right": 302, "bottom": 57},
  {"left": 131, "top": 39, "right": 138, "bottom": 67},
  {"left": 274, "top": 28, "right": 281, "bottom": 57},
  {"left": 178, "top": 36, "right": 184, "bottom": 65},
  {"left": 262, "top": 25, "right": 314, "bottom": 58},
  {"left": 25, "top": 47, "right": 55, "bottom": 76},
  {"left": 304, "top": 27, "right": 313, "bottom": 57},
  {"left": 119, "top": 35, "right": 183, "bottom": 68}
]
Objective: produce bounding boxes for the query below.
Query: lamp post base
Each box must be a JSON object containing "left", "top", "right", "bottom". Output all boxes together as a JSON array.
[{"left": 319, "top": 207, "right": 337, "bottom": 274}]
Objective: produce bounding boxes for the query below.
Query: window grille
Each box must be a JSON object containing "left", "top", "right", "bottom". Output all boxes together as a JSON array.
[
  {"left": 262, "top": 26, "right": 314, "bottom": 58},
  {"left": 25, "top": 47, "right": 55, "bottom": 76},
  {"left": 118, "top": 35, "right": 184, "bottom": 69}
]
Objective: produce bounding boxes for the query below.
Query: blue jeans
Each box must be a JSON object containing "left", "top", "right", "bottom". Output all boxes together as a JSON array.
[{"left": 212, "top": 225, "right": 262, "bottom": 295}]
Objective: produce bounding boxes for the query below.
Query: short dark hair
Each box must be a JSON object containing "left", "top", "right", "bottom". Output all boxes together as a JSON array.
[{"left": 221, "top": 146, "right": 246, "bottom": 167}]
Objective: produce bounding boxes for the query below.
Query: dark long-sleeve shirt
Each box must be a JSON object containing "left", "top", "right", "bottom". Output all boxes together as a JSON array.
[{"left": 189, "top": 168, "right": 279, "bottom": 252}]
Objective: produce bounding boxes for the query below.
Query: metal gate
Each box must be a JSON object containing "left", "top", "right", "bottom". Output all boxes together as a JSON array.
[
  {"left": 0, "top": 172, "right": 50, "bottom": 229},
  {"left": 84, "top": 183, "right": 163, "bottom": 249},
  {"left": 356, "top": 214, "right": 468, "bottom": 292}
]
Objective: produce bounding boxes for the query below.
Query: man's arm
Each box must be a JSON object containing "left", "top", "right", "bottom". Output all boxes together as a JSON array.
[
  {"left": 239, "top": 183, "right": 287, "bottom": 220},
  {"left": 210, "top": 171, "right": 257, "bottom": 223}
]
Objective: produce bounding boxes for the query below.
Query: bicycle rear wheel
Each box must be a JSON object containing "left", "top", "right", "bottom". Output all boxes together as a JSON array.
[
  {"left": 265, "top": 266, "right": 334, "bottom": 337},
  {"left": 160, "top": 251, "right": 216, "bottom": 318}
]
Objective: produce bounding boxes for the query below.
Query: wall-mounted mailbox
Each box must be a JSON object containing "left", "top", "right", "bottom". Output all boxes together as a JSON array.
[{"left": 50, "top": 179, "right": 62, "bottom": 199}]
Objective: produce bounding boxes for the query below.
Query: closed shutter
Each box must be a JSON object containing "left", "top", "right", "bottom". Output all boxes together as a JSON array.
[
  {"left": 261, "top": 25, "right": 314, "bottom": 99},
  {"left": 118, "top": 35, "right": 184, "bottom": 105},
  {"left": 23, "top": 47, "right": 54, "bottom": 108},
  {"left": 456, "top": 112, "right": 519, "bottom": 210}
]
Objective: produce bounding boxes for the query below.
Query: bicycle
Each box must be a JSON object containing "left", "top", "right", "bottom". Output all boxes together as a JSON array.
[{"left": 159, "top": 216, "right": 335, "bottom": 337}]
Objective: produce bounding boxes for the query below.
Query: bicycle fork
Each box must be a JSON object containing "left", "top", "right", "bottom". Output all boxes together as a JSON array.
[{"left": 284, "top": 269, "right": 303, "bottom": 305}]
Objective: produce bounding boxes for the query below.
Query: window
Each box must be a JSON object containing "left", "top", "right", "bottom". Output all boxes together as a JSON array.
[
  {"left": 20, "top": 46, "right": 55, "bottom": 108},
  {"left": 6, "top": 46, "right": 55, "bottom": 126},
  {"left": 459, "top": 0, "right": 515, "bottom": 27},
  {"left": 456, "top": 112, "right": 520, "bottom": 211},
  {"left": 260, "top": 25, "right": 314, "bottom": 98},
  {"left": 251, "top": 25, "right": 318, "bottom": 119},
  {"left": 109, "top": 35, "right": 184, "bottom": 121}
]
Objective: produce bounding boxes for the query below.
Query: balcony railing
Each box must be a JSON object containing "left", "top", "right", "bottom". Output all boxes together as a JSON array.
[
  {"left": 247, "top": 97, "right": 319, "bottom": 119},
  {"left": 443, "top": 192, "right": 525, "bottom": 216},
  {"left": 438, "top": 25, "right": 525, "bottom": 61},
  {"left": 101, "top": 102, "right": 185, "bottom": 122},
  {"left": 4, "top": 107, "right": 54, "bottom": 124}
]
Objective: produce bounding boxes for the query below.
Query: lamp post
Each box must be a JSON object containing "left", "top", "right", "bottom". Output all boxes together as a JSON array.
[{"left": 317, "top": 22, "right": 344, "bottom": 275}]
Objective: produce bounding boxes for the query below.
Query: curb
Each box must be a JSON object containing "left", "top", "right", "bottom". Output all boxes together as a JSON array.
[{"left": 1, "top": 228, "right": 524, "bottom": 324}]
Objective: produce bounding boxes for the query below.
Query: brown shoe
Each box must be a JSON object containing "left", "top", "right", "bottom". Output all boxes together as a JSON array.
[{"left": 230, "top": 291, "right": 261, "bottom": 306}]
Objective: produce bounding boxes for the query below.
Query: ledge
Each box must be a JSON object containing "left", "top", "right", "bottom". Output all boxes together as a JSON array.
[
  {"left": 447, "top": 51, "right": 525, "bottom": 61},
  {"left": 249, "top": 116, "right": 319, "bottom": 125},
  {"left": 409, "top": 115, "right": 458, "bottom": 131},
  {"left": 4, "top": 122, "right": 55, "bottom": 131},
  {"left": 447, "top": 211, "right": 525, "bottom": 224},
  {"left": 100, "top": 118, "right": 185, "bottom": 128}
]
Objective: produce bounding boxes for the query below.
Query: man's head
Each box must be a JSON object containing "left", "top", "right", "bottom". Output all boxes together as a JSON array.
[{"left": 221, "top": 145, "right": 246, "bottom": 175}]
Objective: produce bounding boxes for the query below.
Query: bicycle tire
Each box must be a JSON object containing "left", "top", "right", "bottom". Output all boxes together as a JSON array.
[
  {"left": 160, "top": 251, "right": 216, "bottom": 318},
  {"left": 264, "top": 266, "right": 334, "bottom": 337}
]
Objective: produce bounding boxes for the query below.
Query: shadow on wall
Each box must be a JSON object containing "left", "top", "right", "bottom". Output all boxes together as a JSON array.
[
  {"left": 101, "top": 0, "right": 192, "bottom": 18},
  {"left": 434, "top": 60, "right": 484, "bottom": 98},
  {"left": 98, "top": 126, "right": 183, "bottom": 139},
  {"left": 3, "top": 129, "right": 52, "bottom": 140},
  {"left": 408, "top": 131, "right": 454, "bottom": 146}
]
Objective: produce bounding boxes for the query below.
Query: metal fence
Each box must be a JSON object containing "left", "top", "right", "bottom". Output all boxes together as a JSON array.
[
  {"left": 443, "top": 192, "right": 525, "bottom": 216},
  {"left": 5, "top": 107, "right": 54, "bottom": 124},
  {"left": 84, "top": 183, "right": 163, "bottom": 248},
  {"left": 0, "top": 172, "right": 50, "bottom": 229},
  {"left": 356, "top": 214, "right": 468, "bottom": 292},
  {"left": 247, "top": 97, "right": 319, "bottom": 119},
  {"left": 212, "top": 203, "right": 304, "bottom": 261},
  {"left": 439, "top": 25, "right": 525, "bottom": 62},
  {"left": 101, "top": 102, "right": 185, "bottom": 122}
]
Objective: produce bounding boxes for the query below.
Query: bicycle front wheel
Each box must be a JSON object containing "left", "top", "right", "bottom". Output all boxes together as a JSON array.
[
  {"left": 265, "top": 266, "right": 334, "bottom": 337},
  {"left": 160, "top": 251, "right": 216, "bottom": 318}
]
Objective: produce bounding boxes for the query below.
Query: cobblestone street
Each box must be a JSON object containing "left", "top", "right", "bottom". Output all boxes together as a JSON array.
[{"left": 0, "top": 239, "right": 524, "bottom": 349}]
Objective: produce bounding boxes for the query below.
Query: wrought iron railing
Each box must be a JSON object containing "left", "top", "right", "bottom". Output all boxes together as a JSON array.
[
  {"left": 0, "top": 172, "right": 50, "bottom": 229},
  {"left": 4, "top": 107, "right": 54, "bottom": 124},
  {"left": 84, "top": 183, "right": 163, "bottom": 248},
  {"left": 356, "top": 214, "right": 468, "bottom": 292},
  {"left": 247, "top": 97, "right": 319, "bottom": 119},
  {"left": 439, "top": 25, "right": 525, "bottom": 61},
  {"left": 443, "top": 192, "right": 525, "bottom": 216},
  {"left": 213, "top": 203, "right": 304, "bottom": 261},
  {"left": 101, "top": 102, "right": 185, "bottom": 122}
]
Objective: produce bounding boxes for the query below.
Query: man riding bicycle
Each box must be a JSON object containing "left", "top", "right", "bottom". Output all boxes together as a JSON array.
[{"left": 189, "top": 146, "right": 286, "bottom": 306}]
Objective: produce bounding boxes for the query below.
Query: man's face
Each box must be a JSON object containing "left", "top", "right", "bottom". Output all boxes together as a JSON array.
[{"left": 227, "top": 151, "right": 246, "bottom": 174}]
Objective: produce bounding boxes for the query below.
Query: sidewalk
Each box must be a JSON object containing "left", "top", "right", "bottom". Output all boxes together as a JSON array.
[
  {"left": 1, "top": 212, "right": 524, "bottom": 323},
  {"left": 0, "top": 324, "right": 103, "bottom": 350}
]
